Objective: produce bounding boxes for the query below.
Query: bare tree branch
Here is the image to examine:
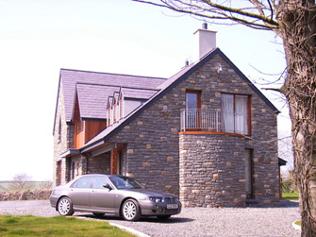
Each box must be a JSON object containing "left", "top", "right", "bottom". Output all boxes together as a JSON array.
[{"left": 132, "top": 0, "right": 279, "bottom": 30}]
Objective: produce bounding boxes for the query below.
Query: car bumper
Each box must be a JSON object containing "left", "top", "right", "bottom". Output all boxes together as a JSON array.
[
  {"left": 49, "top": 195, "right": 59, "bottom": 209},
  {"left": 139, "top": 200, "right": 182, "bottom": 216}
]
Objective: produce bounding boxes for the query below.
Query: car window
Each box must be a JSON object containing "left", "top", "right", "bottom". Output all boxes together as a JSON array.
[
  {"left": 91, "top": 177, "right": 109, "bottom": 189},
  {"left": 109, "top": 176, "right": 143, "bottom": 189},
  {"left": 71, "top": 177, "right": 93, "bottom": 189}
]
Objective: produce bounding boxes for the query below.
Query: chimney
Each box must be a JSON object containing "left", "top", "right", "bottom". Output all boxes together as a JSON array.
[{"left": 194, "top": 23, "right": 217, "bottom": 59}]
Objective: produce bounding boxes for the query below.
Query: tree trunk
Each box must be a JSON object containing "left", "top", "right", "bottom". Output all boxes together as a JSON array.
[{"left": 277, "top": 1, "right": 316, "bottom": 236}]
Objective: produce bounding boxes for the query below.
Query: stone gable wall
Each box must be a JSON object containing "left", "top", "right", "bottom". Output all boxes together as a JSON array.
[
  {"left": 104, "top": 53, "right": 279, "bottom": 207},
  {"left": 53, "top": 84, "right": 73, "bottom": 185}
]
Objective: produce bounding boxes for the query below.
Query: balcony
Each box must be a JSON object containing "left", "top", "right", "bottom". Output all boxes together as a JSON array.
[{"left": 180, "top": 109, "right": 221, "bottom": 132}]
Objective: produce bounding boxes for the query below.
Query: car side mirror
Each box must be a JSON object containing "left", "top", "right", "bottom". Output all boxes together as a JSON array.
[{"left": 103, "top": 184, "right": 112, "bottom": 191}]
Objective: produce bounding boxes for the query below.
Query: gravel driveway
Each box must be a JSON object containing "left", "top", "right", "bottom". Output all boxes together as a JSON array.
[{"left": 0, "top": 200, "right": 300, "bottom": 237}]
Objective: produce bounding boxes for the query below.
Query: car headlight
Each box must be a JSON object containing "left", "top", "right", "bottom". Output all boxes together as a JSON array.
[{"left": 149, "top": 196, "right": 163, "bottom": 203}]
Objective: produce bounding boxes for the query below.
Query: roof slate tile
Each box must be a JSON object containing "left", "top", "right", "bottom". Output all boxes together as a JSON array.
[{"left": 59, "top": 69, "right": 166, "bottom": 122}]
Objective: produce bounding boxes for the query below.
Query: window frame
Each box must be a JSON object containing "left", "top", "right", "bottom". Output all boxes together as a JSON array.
[
  {"left": 221, "top": 93, "right": 251, "bottom": 136},
  {"left": 71, "top": 176, "right": 93, "bottom": 189},
  {"left": 57, "top": 118, "right": 62, "bottom": 143},
  {"left": 185, "top": 89, "right": 201, "bottom": 111},
  {"left": 185, "top": 89, "right": 202, "bottom": 130}
]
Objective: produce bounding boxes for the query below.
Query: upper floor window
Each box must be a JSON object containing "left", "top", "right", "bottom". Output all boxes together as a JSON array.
[
  {"left": 186, "top": 90, "right": 201, "bottom": 129},
  {"left": 221, "top": 93, "right": 250, "bottom": 135},
  {"left": 57, "top": 118, "right": 62, "bottom": 143},
  {"left": 186, "top": 90, "right": 201, "bottom": 111}
]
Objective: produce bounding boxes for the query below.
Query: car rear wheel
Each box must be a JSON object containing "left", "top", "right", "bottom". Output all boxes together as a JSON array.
[
  {"left": 93, "top": 212, "right": 105, "bottom": 218},
  {"left": 157, "top": 215, "right": 171, "bottom": 220},
  {"left": 121, "top": 199, "right": 140, "bottom": 221},
  {"left": 57, "top": 197, "right": 74, "bottom": 216}
]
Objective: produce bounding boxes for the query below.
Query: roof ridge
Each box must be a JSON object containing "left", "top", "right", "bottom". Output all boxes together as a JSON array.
[
  {"left": 60, "top": 68, "right": 167, "bottom": 80},
  {"left": 76, "top": 82, "right": 160, "bottom": 91}
]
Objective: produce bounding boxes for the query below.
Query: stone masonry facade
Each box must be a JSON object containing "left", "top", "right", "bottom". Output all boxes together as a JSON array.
[
  {"left": 53, "top": 83, "right": 71, "bottom": 186},
  {"left": 100, "top": 53, "right": 279, "bottom": 206},
  {"left": 54, "top": 51, "right": 279, "bottom": 207}
]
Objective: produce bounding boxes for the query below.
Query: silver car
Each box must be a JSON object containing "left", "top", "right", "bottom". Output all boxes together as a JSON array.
[{"left": 49, "top": 174, "right": 181, "bottom": 221}]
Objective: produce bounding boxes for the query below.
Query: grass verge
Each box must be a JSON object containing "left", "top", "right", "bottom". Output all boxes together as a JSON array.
[
  {"left": 282, "top": 191, "right": 299, "bottom": 200},
  {"left": 294, "top": 220, "right": 301, "bottom": 226},
  {"left": 0, "top": 215, "right": 135, "bottom": 237}
]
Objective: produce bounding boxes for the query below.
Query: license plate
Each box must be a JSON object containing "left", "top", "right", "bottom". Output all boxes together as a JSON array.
[{"left": 167, "top": 204, "right": 178, "bottom": 209}]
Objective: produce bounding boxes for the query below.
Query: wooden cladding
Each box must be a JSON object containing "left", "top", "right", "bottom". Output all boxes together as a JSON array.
[
  {"left": 110, "top": 148, "right": 119, "bottom": 175},
  {"left": 73, "top": 96, "right": 107, "bottom": 149},
  {"left": 73, "top": 119, "right": 107, "bottom": 149},
  {"left": 84, "top": 120, "right": 107, "bottom": 142}
]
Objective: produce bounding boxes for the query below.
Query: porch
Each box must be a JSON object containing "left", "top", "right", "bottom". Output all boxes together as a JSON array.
[{"left": 60, "top": 143, "right": 126, "bottom": 183}]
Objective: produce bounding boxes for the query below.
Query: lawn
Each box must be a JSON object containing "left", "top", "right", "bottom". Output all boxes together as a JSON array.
[
  {"left": 294, "top": 220, "right": 301, "bottom": 226},
  {"left": 0, "top": 215, "right": 135, "bottom": 237},
  {"left": 282, "top": 191, "right": 299, "bottom": 200}
]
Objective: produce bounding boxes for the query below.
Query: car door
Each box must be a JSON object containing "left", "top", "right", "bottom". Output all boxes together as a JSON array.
[
  {"left": 68, "top": 176, "right": 93, "bottom": 211},
  {"left": 90, "top": 176, "right": 117, "bottom": 214}
]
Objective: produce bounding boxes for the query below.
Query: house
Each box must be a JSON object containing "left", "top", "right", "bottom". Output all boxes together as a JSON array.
[{"left": 53, "top": 24, "right": 282, "bottom": 207}]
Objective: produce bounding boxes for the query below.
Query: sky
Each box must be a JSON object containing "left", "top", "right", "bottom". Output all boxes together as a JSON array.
[{"left": 0, "top": 0, "right": 291, "bottom": 181}]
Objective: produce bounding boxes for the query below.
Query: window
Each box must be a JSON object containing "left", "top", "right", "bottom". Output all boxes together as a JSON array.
[
  {"left": 79, "top": 120, "right": 84, "bottom": 133},
  {"left": 91, "top": 177, "right": 109, "bottom": 189},
  {"left": 57, "top": 118, "right": 62, "bottom": 143},
  {"left": 221, "top": 93, "right": 250, "bottom": 135},
  {"left": 186, "top": 90, "right": 201, "bottom": 111},
  {"left": 109, "top": 176, "right": 143, "bottom": 190},
  {"left": 71, "top": 177, "right": 93, "bottom": 189},
  {"left": 185, "top": 90, "right": 201, "bottom": 129}
]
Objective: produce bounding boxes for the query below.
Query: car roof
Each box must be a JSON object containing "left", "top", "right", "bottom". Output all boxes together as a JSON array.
[{"left": 78, "top": 174, "right": 129, "bottom": 178}]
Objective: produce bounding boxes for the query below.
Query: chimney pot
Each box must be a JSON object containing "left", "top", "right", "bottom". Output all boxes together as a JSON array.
[{"left": 194, "top": 24, "right": 217, "bottom": 59}]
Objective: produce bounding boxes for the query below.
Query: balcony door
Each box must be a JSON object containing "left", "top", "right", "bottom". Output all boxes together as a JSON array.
[{"left": 186, "top": 90, "right": 201, "bottom": 129}]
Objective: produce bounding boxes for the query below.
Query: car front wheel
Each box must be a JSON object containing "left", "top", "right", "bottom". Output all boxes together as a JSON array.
[
  {"left": 121, "top": 199, "right": 140, "bottom": 221},
  {"left": 57, "top": 197, "right": 74, "bottom": 216}
]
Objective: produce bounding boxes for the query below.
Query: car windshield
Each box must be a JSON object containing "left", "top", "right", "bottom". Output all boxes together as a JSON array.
[{"left": 109, "top": 176, "right": 143, "bottom": 190}]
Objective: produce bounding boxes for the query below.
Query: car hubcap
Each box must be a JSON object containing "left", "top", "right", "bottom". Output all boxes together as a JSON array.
[
  {"left": 58, "top": 199, "right": 70, "bottom": 215},
  {"left": 123, "top": 201, "right": 136, "bottom": 220}
]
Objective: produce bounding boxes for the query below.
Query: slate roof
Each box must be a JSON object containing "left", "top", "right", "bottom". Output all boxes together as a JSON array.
[
  {"left": 53, "top": 69, "right": 167, "bottom": 132},
  {"left": 81, "top": 48, "right": 279, "bottom": 151},
  {"left": 278, "top": 157, "right": 287, "bottom": 166},
  {"left": 76, "top": 84, "right": 119, "bottom": 119},
  {"left": 121, "top": 88, "right": 158, "bottom": 100}
]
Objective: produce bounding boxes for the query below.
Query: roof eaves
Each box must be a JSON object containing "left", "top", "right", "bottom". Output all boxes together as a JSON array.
[
  {"left": 278, "top": 157, "right": 287, "bottom": 166},
  {"left": 53, "top": 72, "right": 62, "bottom": 135},
  {"left": 60, "top": 68, "right": 168, "bottom": 81},
  {"left": 59, "top": 148, "right": 80, "bottom": 158},
  {"left": 81, "top": 138, "right": 105, "bottom": 153}
]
